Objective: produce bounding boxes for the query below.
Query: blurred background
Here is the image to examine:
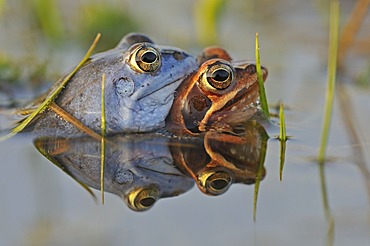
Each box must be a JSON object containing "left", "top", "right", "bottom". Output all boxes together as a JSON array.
[{"left": 0, "top": 0, "right": 370, "bottom": 245}]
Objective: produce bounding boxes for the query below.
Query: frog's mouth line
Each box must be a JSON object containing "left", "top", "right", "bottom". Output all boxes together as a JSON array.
[
  {"left": 137, "top": 165, "right": 185, "bottom": 177},
  {"left": 136, "top": 77, "right": 184, "bottom": 101}
]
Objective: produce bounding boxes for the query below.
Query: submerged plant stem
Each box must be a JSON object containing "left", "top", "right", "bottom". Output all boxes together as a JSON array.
[
  {"left": 317, "top": 0, "right": 339, "bottom": 164},
  {"left": 255, "top": 33, "right": 269, "bottom": 118},
  {"left": 319, "top": 162, "right": 335, "bottom": 244},
  {"left": 279, "top": 140, "right": 286, "bottom": 182},
  {"left": 100, "top": 73, "right": 106, "bottom": 205},
  {"left": 253, "top": 139, "right": 268, "bottom": 221}
]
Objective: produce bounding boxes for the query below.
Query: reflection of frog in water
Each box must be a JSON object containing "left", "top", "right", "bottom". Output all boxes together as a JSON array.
[
  {"left": 19, "top": 33, "right": 198, "bottom": 136},
  {"left": 34, "top": 134, "right": 194, "bottom": 211},
  {"left": 166, "top": 46, "right": 268, "bottom": 135},
  {"left": 34, "top": 120, "right": 268, "bottom": 211},
  {"left": 170, "top": 121, "right": 268, "bottom": 196}
]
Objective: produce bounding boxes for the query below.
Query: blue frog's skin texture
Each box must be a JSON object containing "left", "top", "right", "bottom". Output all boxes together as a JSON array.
[{"left": 23, "top": 33, "right": 198, "bottom": 136}]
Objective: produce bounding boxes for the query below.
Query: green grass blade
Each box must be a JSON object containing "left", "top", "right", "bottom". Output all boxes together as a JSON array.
[
  {"left": 279, "top": 102, "right": 287, "bottom": 141},
  {"left": 255, "top": 33, "right": 269, "bottom": 118},
  {"left": 279, "top": 102, "right": 287, "bottom": 181},
  {"left": 0, "top": 33, "right": 101, "bottom": 142},
  {"left": 317, "top": 0, "right": 339, "bottom": 164},
  {"left": 318, "top": 0, "right": 337, "bottom": 242},
  {"left": 100, "top": 73, "right": 106, "bottom": 205}
]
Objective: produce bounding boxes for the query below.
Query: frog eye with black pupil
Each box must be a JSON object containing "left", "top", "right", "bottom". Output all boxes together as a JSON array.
[
  {"left": 206, "top": 63, "right": 233, "bottom": 90},
  {"left": 130, "top": 44, "right": 161, "bottom": 73}
]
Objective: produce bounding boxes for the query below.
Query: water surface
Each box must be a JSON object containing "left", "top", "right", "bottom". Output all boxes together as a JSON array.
[{"left": 1, "top": 1, "right": 370, "bottom": 246}]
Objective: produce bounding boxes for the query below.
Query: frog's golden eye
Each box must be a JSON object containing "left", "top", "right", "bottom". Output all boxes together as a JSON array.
[
  {"left": 126, "top": 186, "right": 159, "bottom": 211},
  {"left": 129, "top": 44, "right": 161, "bottom": 73},
  {"left": 204, "top": 62, "right": 234, "bottom": 90},
  {"left": 198, "top": 170, "right": 232, "bottom": 195}
]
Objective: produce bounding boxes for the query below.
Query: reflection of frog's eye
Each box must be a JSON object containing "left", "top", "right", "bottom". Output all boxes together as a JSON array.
[
  {"left": 205, "top": 62, "right": 234, "bottom": 90},
  {"left": 129, "top": 44, "right": 161, "bottom": 73},
  {"left": 198, "top": 170, "right": 232, "bottom": 195},
  {"left": 125, "top": 186, "right": 160, "bottom": 211}
]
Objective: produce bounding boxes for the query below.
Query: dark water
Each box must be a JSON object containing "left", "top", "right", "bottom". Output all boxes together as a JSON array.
[{"left": 1, "top": 0, "right": 370, "bottom": 245}]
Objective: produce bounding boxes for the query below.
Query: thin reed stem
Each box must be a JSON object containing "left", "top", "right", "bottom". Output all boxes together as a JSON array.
[
  {"left": 317, "top": 1, "right": 339, "bottom": 164},
  {"left": 100, "top": 73, "right": 106, "bottom": 205},
  {"left": 255, "top": 33, "right": 269, "bottom": 118}
]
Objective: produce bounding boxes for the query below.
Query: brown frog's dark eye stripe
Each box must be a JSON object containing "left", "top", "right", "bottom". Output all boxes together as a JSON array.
[{"left": 181, "top": 86, "right": 212, "bottom": 133}]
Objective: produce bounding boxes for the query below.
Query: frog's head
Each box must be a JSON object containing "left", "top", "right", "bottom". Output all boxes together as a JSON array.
[
  {"left": 166, "top": 47, "right": 268, "bottom": 135},
  {"left": 102, "top": 33, "right": 198, "bottom": 133}
]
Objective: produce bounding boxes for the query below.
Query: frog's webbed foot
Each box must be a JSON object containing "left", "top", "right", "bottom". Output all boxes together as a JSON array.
[{"left": 117, "top": 33, "right": 155, "bottom": 50}]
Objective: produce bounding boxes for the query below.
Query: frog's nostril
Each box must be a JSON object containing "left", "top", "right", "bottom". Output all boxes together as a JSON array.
[
  {"left": 173, "top": 51, "right": 186, "bottom": 61},
  {"left": 245, "top": 64, "right": 257, "bottom": 74}
]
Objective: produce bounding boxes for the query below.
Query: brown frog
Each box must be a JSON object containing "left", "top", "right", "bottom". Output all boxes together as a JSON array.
[{"left": 166, "top": 47, "right": 268, "bottom": 135}]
